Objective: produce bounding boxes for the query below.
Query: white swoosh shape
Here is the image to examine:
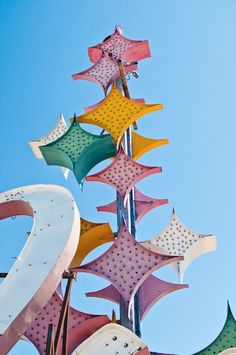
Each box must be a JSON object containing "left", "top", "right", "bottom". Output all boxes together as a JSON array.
[{"left": 0, "top": 184, "right": 80, "bottom": 353}]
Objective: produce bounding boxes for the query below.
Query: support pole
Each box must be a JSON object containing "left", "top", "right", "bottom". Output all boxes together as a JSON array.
[
  {"left": 54, "top": 271, "right": 75, "bottom": 353},
  {"left": 46, "top": 323, "right": 55, "bottom": 355},
  {"left": 117, "top": 60, "right": 141, "bottom": 337},
  {"left": 61, "top": 298, "right": 69, "bottom": 354}
]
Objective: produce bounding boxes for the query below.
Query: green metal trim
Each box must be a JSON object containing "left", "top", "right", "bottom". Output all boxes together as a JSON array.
[{"left": 194, "top": 304, "right": 236, "bottom": 355}]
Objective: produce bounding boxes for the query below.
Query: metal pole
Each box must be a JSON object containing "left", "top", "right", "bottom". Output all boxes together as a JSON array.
[
  {"left": 46, "top": 323, "right": 55, "bottom": 355},
  {"left": 115, "top": 78, "right": 133, "bottom": 331},
  {"left": 54, "top": 272, "right": 75, "bottom": 353},
  {"left": 116, "top": 60, "right": 141, "bottom": 337},
  {"left": 61, "top": 302, "right": 69, "bottom": 355}
]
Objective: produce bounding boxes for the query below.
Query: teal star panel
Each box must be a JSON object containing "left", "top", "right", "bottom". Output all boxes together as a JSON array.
[
  {"left": 194, "top": 304, "right": 236, "bottom": 354},
  {"left": 40, "top": 119, "right": 116, "bottom": 187}
]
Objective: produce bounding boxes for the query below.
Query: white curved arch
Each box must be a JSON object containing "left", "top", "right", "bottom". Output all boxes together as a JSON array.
[
  {"left": 72, "top": 323, "right": 147, "bottom": 354},
  {"left": 0, "top": 184, "right": 80, "bottom": 353},
  {"left": 219, "top": 349, "right": 236, "bottom": 355}
]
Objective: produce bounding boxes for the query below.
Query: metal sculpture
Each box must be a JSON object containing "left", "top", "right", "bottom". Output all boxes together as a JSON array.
[{"left": 0, "top": 25, "right": 223, "bottom": 355}]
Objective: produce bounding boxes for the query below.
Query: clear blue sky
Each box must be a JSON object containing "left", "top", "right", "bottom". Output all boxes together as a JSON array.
[{"left": 1, "top": 1, "right": 236, "bottom": 354}]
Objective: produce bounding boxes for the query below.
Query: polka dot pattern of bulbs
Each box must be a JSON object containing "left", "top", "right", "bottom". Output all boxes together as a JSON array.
[{"left": 23, "top": 26, "right": 235, "bottom": 354}]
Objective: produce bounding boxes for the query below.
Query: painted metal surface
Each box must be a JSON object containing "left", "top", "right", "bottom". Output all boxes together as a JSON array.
[
  {"left": 84, "top": 98, "right": 145, "bottom": 113},
  {"left": 86, "top": 275, "right": 188, "bottom": 320},
  {"left": 40, "top": 118, "right": 116, "bottom": 187},
  {"left": 72, "top": 52, "right": 137, "bottom": 94},
  {"left": 132, "top": 131, "right": 168, "bottom": 160},
  {"left": 97, "top": 187, "right": 168, "bottom": 224},
  {"left": 69, "top": 218, "right": 114, "bottom": 268},
  {"left": 143, "top": 209, "right": 217, "bottom": 281},
  {"left": 88, "top": 26, "right": 151, "bottom": 64},
  {"left": 73, "top": 223, "right": 183, "bottom": 317},
  {"left": 0, "top": 184, "right": 80, "bottom": 352},
  {"left": 24, "top": 287, "right": 109, "bottom": 354},
  {"left": 72, "top": 323, "right": 148, "bottom": 354},
  {"left": 72, "top": 84, "right": 162, "bottom": 147},
  {"left": 29, "top": 114, "right": 69, "bottom": 178},
  {"left": 219, "top": 349, "right": 236, "bottom": 355},
  {"left": 193, "top": 304, "right": 236, "bottom": 354},
  {"left": 86, "top": 147, "right": 162, "bottom": 206}
]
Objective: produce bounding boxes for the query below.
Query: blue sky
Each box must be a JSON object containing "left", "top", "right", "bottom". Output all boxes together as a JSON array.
[{"left": 1, "top": 1, "right": 236, "bottom": 354}]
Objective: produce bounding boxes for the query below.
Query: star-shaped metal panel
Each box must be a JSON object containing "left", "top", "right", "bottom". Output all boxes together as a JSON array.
[
  {"left": 132, "top": 131, "right": 169, "bottom": 160},
  {"left": 83, "top": 99, "right": 167, "bottom": 159},
  {"left": 29, "top": 114, "right": 69, "bottom": 178},
  {"left": 24, "top": 288, "right": 109, "bottom": 354},
  {"left": 97, "top": 187, "right": 168, "bottom": 224},
  {"left": 86, "top": 148, "right": 162, "bottom": 206},
  {"left": 88, "top": 26, "right": 151, "bottom": 64},
  {"left": 69, "top": 218, "right": 114, "bottom": 268},
  {"left": 72, "top": 84, "right": 162, "bottom": 147},
  {"left": 86, "top": 274, "right": 188, "bottom": 320},
  {"left": 39, "top": 119, "right": 116, "bottom": 187},
  {"left": 73, "top": 223, "right": 183, "bottom": 317},
  {"left": 143, "top": 209, "right": 217, "bottom": 281},
  {"left": 193, "top": 304, "right": 236, "bottom": 354},
  {"left": 72, "top": 52, "right": 137, "bottom": 94}
]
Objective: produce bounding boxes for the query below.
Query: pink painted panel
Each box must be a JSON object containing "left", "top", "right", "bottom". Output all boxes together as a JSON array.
[
  {"left": 74, "top": 223, "right": 183, "bottom": 317},
  {"left": 24, "top": 289, "right": 109, "bottom": 354},
  {"left": 86, "top": 148, "right": 162, "bottom": 206},
  {"left": 97, "top": 188, "right": 168, "bottom": 224},
  {"left": 88, "top": 27, "right": 151, "bottom": 64},
  {"left": 72, "top": 52, "right": 137, "bottom": 94},
  {"left": 86, "top": 275, "right": 187, "bottom": 320}
]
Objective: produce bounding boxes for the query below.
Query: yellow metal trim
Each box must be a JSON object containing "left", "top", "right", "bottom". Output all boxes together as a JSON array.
[
  {"left": 132, "top": 131, "right": 169, "bottom": 160},
  {"left": 70, "top": 219, "right": 114, "bottom": 268}
]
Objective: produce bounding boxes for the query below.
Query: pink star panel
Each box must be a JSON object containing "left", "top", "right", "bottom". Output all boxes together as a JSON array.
[
  {"left": 24, "top": 288, "right": 109, "bottom": 354},
  {"left": 86, "top": 275, "right": 188, "bottom": 320},
  {"left": 73, "top": 223, "right": 183, "bottom": 317},
  {"left": 72, "top": 52, "right": 137, "bottom": 94},
  {"left": 97, "top": 188, "right": 168, "bottom": 224},
  {"left": 88, "top": 26, "right": 151, "bottom": 64},
  {"left": 86, "top": 148, "right": 162, "bottom": 206}
]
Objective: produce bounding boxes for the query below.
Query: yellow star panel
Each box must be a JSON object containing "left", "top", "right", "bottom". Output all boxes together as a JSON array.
[
  {"left": 70, "top": 218, "right": 114, "bottom": 268},
  {"left": 132, "top": 131, "right": 169, "bottom": 160},
  {"left": 71, "top": 84, "right": 163, "bottom": 147}
]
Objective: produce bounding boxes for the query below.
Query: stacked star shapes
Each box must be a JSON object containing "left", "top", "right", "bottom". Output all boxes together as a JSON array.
[{"left": 28, "top": 26, "right": 219, "bottom": 354}]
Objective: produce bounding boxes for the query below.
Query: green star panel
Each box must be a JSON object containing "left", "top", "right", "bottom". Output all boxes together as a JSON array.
[{"left": 40, "top": 119, "right": 116, "bottom": 187}]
